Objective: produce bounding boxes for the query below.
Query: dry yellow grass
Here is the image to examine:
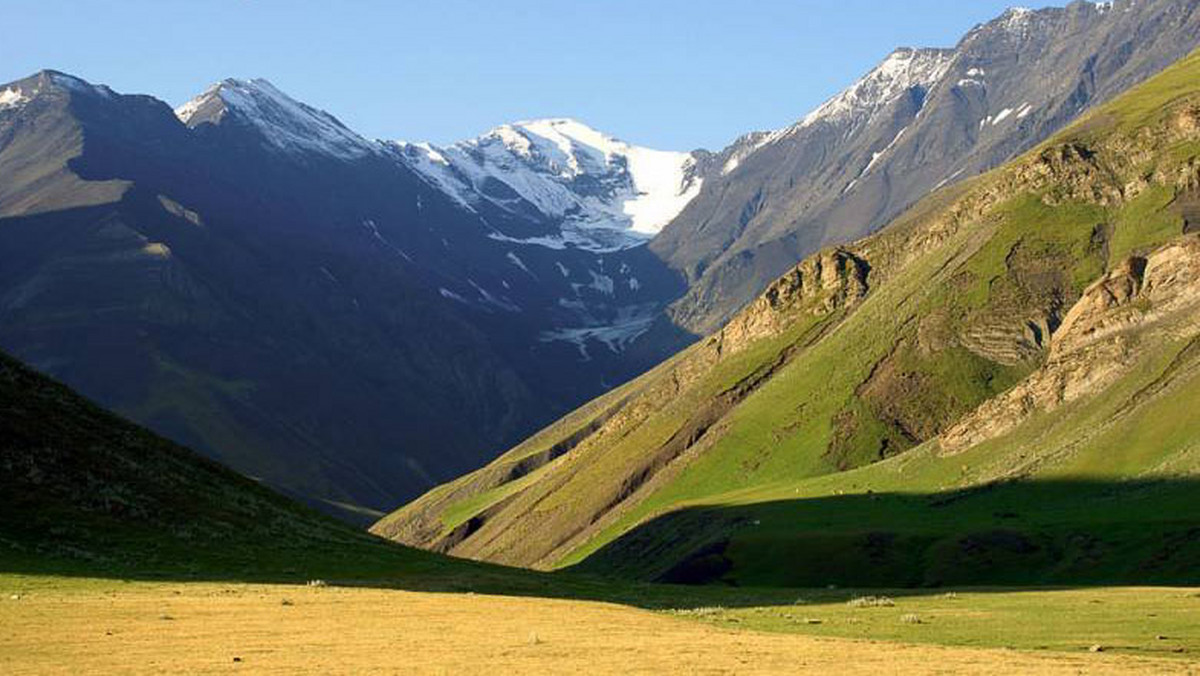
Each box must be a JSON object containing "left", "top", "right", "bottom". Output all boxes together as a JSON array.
[{"left": 0, "top": 579, "right": 1195, "bottom": 675}]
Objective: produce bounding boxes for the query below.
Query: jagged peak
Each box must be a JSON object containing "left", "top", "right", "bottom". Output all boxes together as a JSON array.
[
  {"left": 403, "top": 115, "right": 696, "bottom": 183},
  {"left": 511, "top": 117, "right": 607, "bottom": 138},
  {"left": 748, "top": 46, "right": 953, "bottom": 153},
  {"left": 509, "top": 117, "right": 615, "bottom": 149},
  {"left": 964, "top": 1, "right": 1121, "bottom": 44},
  {"left": 742, "top": 1, "right": 1124, "bottom": 159},
  {"left": 173, "top": 79, "right": 231, "bottom": 125},
  {"left": 962, "top": 5, "right": 1041, "bottom": 41},
  {"left": 0, "top": 70, "right": 115, "bottom": 111},
  {"left": 395, "top": 117, "right": 614, "bottom": 154},
  {"left": 1002, "top": 6, "right": 1035, "bottom": 24},
  {"left": 719, "top": 131, "right": 772, "bottom": 175},
  {"left": 797, "top": 47, "right": 955, "bottom": 130},
  {"left": 175, "top": 77, "right": 375, "bottom": 160},
  {"left": 175, "top": 77, "right": 277, "bottom": 124}
]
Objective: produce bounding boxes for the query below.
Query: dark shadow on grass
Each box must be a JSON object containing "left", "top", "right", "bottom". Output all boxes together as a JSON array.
[
  {"left": 571, "top": 478, "right": 1200, "bottom": 591},
  {"left": 5, "top": 478, "right": 1199, "bottom": 612}
]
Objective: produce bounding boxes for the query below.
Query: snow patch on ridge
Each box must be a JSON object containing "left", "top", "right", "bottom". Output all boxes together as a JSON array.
[
  {"left": 720, "top": 131, "right": 772, "bottom": 175},
  {"left": 507, "top": 251, "right": 535, "bottom": 277},
  {"left": 48, "top": 72, "right": 114, "bottom": 98},
  {"left": 2, "top": 72, "right": 116, "bottom": 111},
  {"left": 844, "top": 126, "right": 908, "bottom": 194},
  {"left": 865, "top": 127, "right": 907, "bottom": 173},
  {"left": 539, "top": 307, "right": 657, "bottom": 360},
  {"left": 0, "top": 87, "right": 31, "bottom": 110}
]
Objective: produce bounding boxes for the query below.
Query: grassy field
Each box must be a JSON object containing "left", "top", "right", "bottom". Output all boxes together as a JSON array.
[
  {"left": 2, "top": 575, "right": 1197, "bottom": 675},
  {"left": 666, "top": 586, "right": 1200, "bottom": 657}
]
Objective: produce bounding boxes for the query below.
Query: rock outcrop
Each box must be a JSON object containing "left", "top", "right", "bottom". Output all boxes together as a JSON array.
[
  {"left": 717, "top": 249, "right": 869, "bottom": 356},
  {"left": 941, "top": 235, "right": 1200, "bottom": 454}
]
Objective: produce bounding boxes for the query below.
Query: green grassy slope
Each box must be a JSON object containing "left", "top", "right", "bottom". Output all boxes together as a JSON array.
[
  {"left": 579, "top": 337, "right": 1200, "bottom": 586},
  {"left": 375, "top": 48, "right": 1200, "bottom": 584}
]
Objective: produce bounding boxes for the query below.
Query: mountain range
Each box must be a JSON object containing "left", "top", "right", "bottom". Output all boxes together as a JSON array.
[
  {"left": 2, "top": 0, "right": 1198, "bottom": 523},
  {"left": 0, "top": 71, "right": 694, "bottom": 522},
  {"left": 375, "top": 42, "right": 1200, "bottom": 585},
  {"left": 655, "top": 0, "right": 1200, "bottom": 333}
]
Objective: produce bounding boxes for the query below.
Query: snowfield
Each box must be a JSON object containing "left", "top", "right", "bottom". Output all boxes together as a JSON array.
[{"left": 392, "top": 118, "right": 702, "bottom": 251}]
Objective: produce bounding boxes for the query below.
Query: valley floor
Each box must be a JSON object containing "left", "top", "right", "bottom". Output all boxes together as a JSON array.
[{"left": 1, "top": 576, "right": 1196, "bottom": 674}]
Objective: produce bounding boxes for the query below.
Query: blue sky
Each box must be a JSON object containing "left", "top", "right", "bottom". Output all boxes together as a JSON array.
[{"left": 1, "top": 1, "right": 1061, "bottom": 150}]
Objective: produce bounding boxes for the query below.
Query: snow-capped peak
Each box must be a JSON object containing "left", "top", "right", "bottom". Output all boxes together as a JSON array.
[
  {"left": 728, "top": 47, "right": 953, "bottom": 167},
  {"left": 175, "top": 78, "right": 375, "bottom": 160},
  {"left": 392, "top": 118, "right": 703, "bottom": 251},
  {"left": 796, "top": 47, "right": 954, "bottom": 131},
  {"left": 479, "top": 118, "right": 621, "bottom": 180}
]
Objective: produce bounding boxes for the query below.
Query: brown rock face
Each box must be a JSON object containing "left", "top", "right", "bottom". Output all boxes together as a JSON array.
[
  {"left": 940, "top": 235, "right": 1200, "bottom": 454},
  {"left": 1172, "top": 105, "right": 1200, "bottom": 137},
  {"left": 1053, "top": 256, "right": 1148, "bottom": 353},
  {"left": 719, "top": 249, "right": 869, "bottom": 356}
]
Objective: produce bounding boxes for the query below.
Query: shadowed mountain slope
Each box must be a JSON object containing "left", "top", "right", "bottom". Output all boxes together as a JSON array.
[
  {"left": 0, "top": 347, "right": 441, "bottom": 579},
  {"left": 0, "top": 71, "right": 690, "bottom": 522}
]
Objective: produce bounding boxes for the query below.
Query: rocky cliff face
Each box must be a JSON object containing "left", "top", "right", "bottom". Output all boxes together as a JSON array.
[
  {"left": 942, "top": 235, "right": 1200, "bottom": 454},
  {"left": 716, "top": 249, "right": 870, "bottom": 356}
]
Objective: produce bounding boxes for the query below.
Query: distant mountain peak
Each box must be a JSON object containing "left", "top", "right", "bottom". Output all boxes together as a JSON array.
[
  {"left": 43, "top": 70, "right": 116, "bottom": 96},
  {"left": 175, "top": 77, "right": 375, "bottom": 160},
  {"left": 723, "top": 2, "right": 1126, "bottom": 164},
  {"left": 392, "top": 118, "right": 703, "bottom": 251},
  {"left": 796, "top": 47, "right": 955, "bottom": 132},
  {"left": 970, "top": 5, "right": 1041, "bottom": 40},
  {"left": 967, "top": 1, "right": 1120, "bottom": 43},
  {"left": 0, "top": 70, "right": 115, "bottom": 112},
  {"left": 473, "top": 117, "right": 621, "bottom": 178},
  {"left": 173, "top": 78, "right": 242, "bottom": 125}
]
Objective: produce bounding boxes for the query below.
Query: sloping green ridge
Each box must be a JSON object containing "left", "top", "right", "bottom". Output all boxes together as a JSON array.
[
  {"left": 577, "top": 333, "right": 1200, "bottom": 585},
  {"left": 376, "top": 48, "right": 1200, "bottom": 583}
]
